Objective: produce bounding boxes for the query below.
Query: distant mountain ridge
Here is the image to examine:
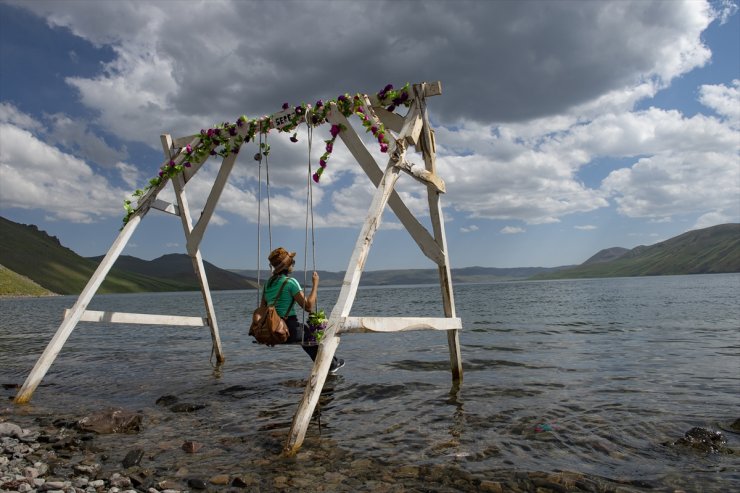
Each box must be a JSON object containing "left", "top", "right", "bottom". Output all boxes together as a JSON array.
[
  {"left": 87, "top": 254, "right": 259, "bottom": 291},
  {"left": 230, "top": 265, "right": 570, "bottom": 287},
  {"left": 0, "top": 216, "right": 257, "bottom": 295},
  {"left": 533, "top": 223, "right": 740, "bottom": 279},
  {"left": 1, "top": 216, "right": 737, "bottom": 296}
]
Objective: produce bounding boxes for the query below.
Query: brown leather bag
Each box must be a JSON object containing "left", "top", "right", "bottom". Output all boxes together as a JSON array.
[{"left": 249, "top": 277, "right": 293, "bottom": 346}]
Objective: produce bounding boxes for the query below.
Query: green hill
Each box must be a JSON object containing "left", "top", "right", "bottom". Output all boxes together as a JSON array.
[
  {"left": 0, "top": 216, "right": 194, "bottom": 294},
  {"left": 0, "top": 217, "right": 256, "bottom": 295},
  {"left": 0, "top": 264, "right": 54, "bottom": 296},
  {"left": 533, "top": 223, "right": 740, "bottom": 280}
]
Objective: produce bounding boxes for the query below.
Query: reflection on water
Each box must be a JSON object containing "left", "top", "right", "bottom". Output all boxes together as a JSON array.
[{"left": 2, "top": 274, "right": 739, "bottom": 491}]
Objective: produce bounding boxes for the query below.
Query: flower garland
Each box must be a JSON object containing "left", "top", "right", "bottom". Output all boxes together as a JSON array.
[{"left": 122, "top": 83, "right": 412, "bottom": 226}]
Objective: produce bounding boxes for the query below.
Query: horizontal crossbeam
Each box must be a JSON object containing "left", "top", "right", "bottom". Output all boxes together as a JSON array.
[
  {"left": 338, "top": 316, "right": 462, "bottom": 334},
  {"left": 64, "top": 309, "right": 207, "bottom": 326}
]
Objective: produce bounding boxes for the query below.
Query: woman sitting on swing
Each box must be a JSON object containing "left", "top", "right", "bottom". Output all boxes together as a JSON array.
[{"left": 264, "top": 247, "right": 345, "bottom": 373}]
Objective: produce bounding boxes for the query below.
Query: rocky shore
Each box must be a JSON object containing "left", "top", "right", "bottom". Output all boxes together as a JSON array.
[{"left": 3, "top": 410, "right": 737, "bottom": 493}]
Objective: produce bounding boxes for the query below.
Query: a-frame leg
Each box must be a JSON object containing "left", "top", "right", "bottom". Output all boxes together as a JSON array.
[
  {"left": 15, "top": 214, "right": 146, "bottom": 403},
  {"left": 417, "top": 94, "right": 463, "bottom": 383},
  {"left": 171, "top": 174, "right": 225, "bottom": 362},
  {"left": 161, "top": 135, "right": 225, "bottom": 363},
  {"left": 284, "top": 164, "right": 403, "bottom": 455}
]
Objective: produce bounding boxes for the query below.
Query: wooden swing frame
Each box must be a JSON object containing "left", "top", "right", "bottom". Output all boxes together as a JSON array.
[{"left": 14, "top": 81, "right": 463, "bottom": 455}]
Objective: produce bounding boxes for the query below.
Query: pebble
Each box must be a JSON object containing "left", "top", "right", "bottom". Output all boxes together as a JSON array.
[{"left": 4, "top": 416, "right": 722, "bottom": 493}]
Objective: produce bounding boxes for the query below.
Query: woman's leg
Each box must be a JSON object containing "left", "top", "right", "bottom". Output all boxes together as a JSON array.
[{"left": 286, "top": 316, "right": 340, "bottom": 368}]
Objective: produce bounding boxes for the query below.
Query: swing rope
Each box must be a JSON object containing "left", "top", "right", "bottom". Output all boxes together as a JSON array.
[
  {"left": 255, "top": 128, "right": 273, "bottom": 305},
  {"left": 303, "top": 114, "right": 317, "bottom": 323}
]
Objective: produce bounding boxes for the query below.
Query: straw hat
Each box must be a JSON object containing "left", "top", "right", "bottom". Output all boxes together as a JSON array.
[{"left": 268, "top": 247, "right": 296, "bottom": 273}]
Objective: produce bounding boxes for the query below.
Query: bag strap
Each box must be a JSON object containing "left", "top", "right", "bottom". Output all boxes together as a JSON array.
[{"left": 262, "top": 276, "right": 296, "bottom": 318}]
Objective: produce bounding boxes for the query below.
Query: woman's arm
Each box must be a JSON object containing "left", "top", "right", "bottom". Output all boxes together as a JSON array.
[{"left": 294, "top": 272, "right": 319, "bottom": 312}]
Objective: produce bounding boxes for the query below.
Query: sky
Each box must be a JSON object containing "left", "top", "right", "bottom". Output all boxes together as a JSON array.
[{"left": 0, "top": 0, "right": 738, "bottom": 273}]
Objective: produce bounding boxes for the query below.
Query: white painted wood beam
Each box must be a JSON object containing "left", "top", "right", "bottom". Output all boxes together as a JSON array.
[{"left": 65, "top": 309, "right": 207, "bottom": 326}]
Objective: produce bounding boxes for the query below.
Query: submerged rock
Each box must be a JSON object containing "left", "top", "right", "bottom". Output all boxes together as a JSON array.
[
  {"left": 671, "top": 427, "right": 731, "bottom": 454},
  {"left": 122, "top": 448, "right": 144, "bottom": 468},
  {"left": 155, "top": 394, "right": 178, "bottom": 406},
  {"left": 170, "top": 402, "right": 207, "bottom": 413}
]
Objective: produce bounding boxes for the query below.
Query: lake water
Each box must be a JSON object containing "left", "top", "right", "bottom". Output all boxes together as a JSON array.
[{"left": 2, "top": 274, "right": 739, "bottom": 491}]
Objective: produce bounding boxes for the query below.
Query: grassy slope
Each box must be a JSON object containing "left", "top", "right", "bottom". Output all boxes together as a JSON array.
[
  {"left": 0, "top": 217, "right": 191, "bottom": 294},
  {"left": 534, "top": 224, "right": 740, "bottom": 279},
  {"left": 0, "top": 264, "right": 54, "bottom": 296}
]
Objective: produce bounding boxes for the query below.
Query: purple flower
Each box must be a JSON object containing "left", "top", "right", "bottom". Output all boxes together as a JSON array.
[
  {"left": 330, "top": 124, "right": 341, "bottom": 138},
  {"left": 400, "top": 92, "right": 409, "bottom": 102},
  {"left": 371, "top": 125, "right": 378, "bottom": 134},
  {"left": 355, "top": 107, "right": 364, "bottom": 114},
  {"left": 158, "top": 170, "right": 164, "bottom": 177},
  {"left": 282, "top": 102, "right": 289, "bottom": 110},
  {"left": 319, "top": 159, "right": 327, "bottom": 168},
  {"left": 316, "top": 99, "right": 324, "bottom": 108},
  {"left": 169, "top": 159, "right": 176, "bottom": 167},
  {"left": 200, "top": 129, "right": 206, "bottom": 136},
  {"left": 295, "top": 106, "right": 303, "bottom": 115},
  {"left": 377, "top": 132, "right": 385, "bottom": 143},
  {"left": 207, "top": 128, "right": 215, "bottom": 138},
  {"left": 184, "top": 161, "right": 192, "bottom": 167},
  {"left": 312, "top": 172, "right": 320, "bottom": 183},
  {"left": 237, "top": 116, "right": 246, "bottom": 127},
  {"left": 383, "top": 84, "right": 393, "bottom": 93},
  {"left": 229, "top": 126, "right": 237, "bottom": 136},
  {"left": 186, "top": 144, "right": 192, "bottom": 154},
  {"left": 387, "top": 105, "right": 396, "bottom": 112},
  {"left": 392, "top": 97, "right": 402, "bottom": 106},
  {"left": 338, "top": 94, "right": 347, "bottom": 102},
  {"left": 326, "top": 142, "right": 333, "bottom": 153},
  {"left": 311, "top": 115, "right": 320, "bottom": 125},
  {"left": 214, "top": 128, "right": 221, "bottom": 136},
  {"left": 379, "top": 143, "right": 388, "bottom": 153}
]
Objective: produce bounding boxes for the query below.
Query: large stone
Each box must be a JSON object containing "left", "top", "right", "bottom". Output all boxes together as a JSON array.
[
  {"left": 122, "top": 449, "right": 144, "bottom": 468},
  {"left": 187, "top": 478, "right": 208, "bottom": 490},
  {"left": 209, "top": 474, "right": 230, "bottom": 485},
  {"left": 672, "top": 427, "right": 728, "bottom": 453}
]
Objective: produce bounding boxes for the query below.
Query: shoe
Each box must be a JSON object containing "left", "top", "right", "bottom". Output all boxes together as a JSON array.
[{"left": 329, "top": 358, "right": 345, "bottom": 374}]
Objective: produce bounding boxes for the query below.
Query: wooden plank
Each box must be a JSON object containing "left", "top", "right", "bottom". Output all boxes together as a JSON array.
[
  {"left": 65, "top": 309, "right": 206, "bottom": 326},
  {"left": 151, "top": 198, "right": 179, "bottom": 216},
  {"left": 339, "top": 317, "right": 462, "bottom": 334},
  {"left": 285, "top": 161, "right": 402, "bottom": 454},
  {"left": 159, "top": 134, "right": 205, "bottom": 185},
  {"left": 15, "top": 213, "right": 146, "bottom": 404},
  {"left": 398, "top": 104, "right": 423, "bottom": 146},
  {"left": 326, "top": 106, "right": 445, "bottom": 266},
  {"left": 373, "top": 106, "right": 404, "bottom": 133},
  {"left": 172, "top": 134, "right": 200, "bottom": 149},
  {"left": 186, "top": 150, "right": 238, "bottom": 254},
  {"left": 395, "top": 159, "right": 446, "bottom": 193},
  {"left": 420, "top": 81, "right": 443, "bottom": 97},
  {"left": 284, "top": 332, "right": 340, "bottom": 455},
  {"left": 171, "top": 174, "right": 225, "bottom": 363},
  {"left": 418, "top": 96, "right": 463, "bottom": 383},
  {"left": 367, "top": 80, "right": 442, "bottom": 107}
]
